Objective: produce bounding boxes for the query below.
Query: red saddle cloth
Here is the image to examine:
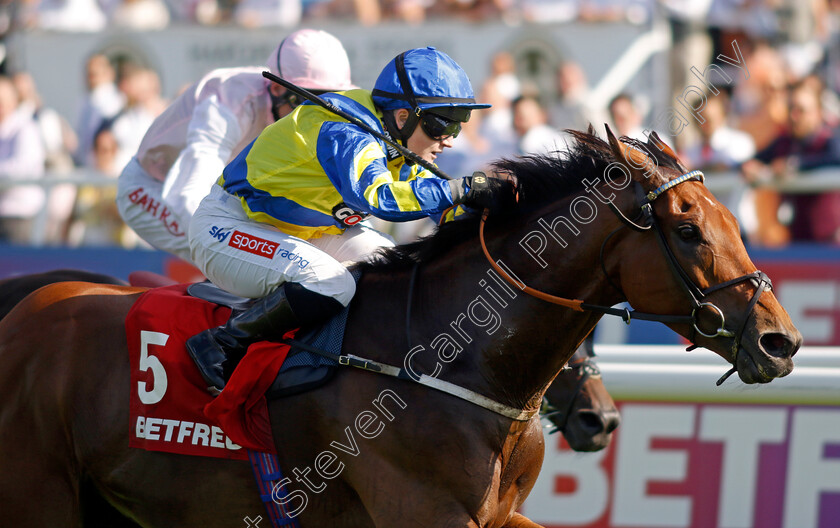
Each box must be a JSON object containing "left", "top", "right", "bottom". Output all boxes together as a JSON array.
[{"left": 125, "top": 284, "right": 291, "bottom": 457}]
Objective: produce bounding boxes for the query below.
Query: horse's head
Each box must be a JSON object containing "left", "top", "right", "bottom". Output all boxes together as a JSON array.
[
  {"left": 601, "top": 126, "right": 801, "bottom": 384},
  {"left": 542, "top": 344, "right": 619, "bottom": 452}
]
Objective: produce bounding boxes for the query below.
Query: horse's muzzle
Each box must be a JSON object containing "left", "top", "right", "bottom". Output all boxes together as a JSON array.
[
  {"left": 736, "top": 329, "right": 800, "bottom": 384},
  {"left": 564, "top": 408, "right": 621, "bottom": 452}
]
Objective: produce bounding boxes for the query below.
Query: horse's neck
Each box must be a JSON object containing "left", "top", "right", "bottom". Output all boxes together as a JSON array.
[{"left": 348, "top": 218, "right": 620, "bottom": 412}]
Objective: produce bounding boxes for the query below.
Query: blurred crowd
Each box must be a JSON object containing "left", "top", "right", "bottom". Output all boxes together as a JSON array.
[
  {"left": 0, "top": 0, "right": 834, "bottom": 29},
  {"left": 436, "top": 1, "right": 840, "bottom": 247},
  {"left": 0, "top": 0, "right": 691, "bottom": 30},
  {"left": 1, "top": 0, "right": 840, "bottom": 248},
  {"left": 0, "top": 55, "right": 165, "bottom": 246}
]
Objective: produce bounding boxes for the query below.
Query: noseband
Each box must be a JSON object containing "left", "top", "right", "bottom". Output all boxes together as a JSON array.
[
  {"left": 540, "top": 344, "right": 600, "bottom": 434},
  {"left": 480, "top": 170, "right": 772, "bottom": 384}
]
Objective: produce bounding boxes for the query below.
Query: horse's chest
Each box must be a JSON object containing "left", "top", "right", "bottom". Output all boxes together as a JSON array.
[{"left": 480, "top": 418, "right": 545, "bottom": 526}]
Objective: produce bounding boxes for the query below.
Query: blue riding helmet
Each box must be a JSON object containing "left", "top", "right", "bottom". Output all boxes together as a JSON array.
[
  {"left": 372, "top": 47, "right": 490, "bottom": 113},
  {"left": 373, "top": 47, "right": 490, "bottom": 144}
]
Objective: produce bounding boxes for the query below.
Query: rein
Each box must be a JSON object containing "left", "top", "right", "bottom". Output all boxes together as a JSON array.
[
  {"left": 307, "top": 169, "right": 768, "bottom": 420},
  {"left": 480, "top": 216, "right": 694, "bottom": 325},
  {"left": 479, "top": 170, "right": 772, "bottom": 385}
]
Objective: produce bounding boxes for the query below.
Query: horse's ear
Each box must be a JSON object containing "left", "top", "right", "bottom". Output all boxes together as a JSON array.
[
  {"left": 647, "top": 130, "right": 680, "bottom": 165},
  {"left": 605, "top": 123, "right": 621, "bottom": 155},
  {"left": 604, "top": 124, "right": 664, "bottom": 187}
]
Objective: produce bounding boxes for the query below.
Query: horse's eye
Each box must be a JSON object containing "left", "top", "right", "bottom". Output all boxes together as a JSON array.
[{"left": 678, "top": 224, "right": 700, "bottom": 241}]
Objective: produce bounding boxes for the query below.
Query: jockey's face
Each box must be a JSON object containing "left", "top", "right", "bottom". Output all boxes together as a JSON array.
[
  {"left": 269, "top": 84, "right": 296, "bottom": 120},
  {"left": 394, "top": 108, "right": 456, "bottom": 164}
]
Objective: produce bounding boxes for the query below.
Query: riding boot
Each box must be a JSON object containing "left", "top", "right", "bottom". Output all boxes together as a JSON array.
[{"left": 186, "top": 282, "right": 344, "bottom": 395}]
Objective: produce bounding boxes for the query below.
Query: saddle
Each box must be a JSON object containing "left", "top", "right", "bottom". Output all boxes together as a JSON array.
[{"left": 186, "top": 281, "right": 348, "bottom": 400}]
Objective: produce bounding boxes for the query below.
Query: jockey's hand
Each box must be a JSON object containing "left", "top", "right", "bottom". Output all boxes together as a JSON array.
[{"left": 451, "top": 171, "right": 516, "bottom": 213}]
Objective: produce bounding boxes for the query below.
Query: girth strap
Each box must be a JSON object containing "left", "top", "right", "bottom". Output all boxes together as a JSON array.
[{"left": 246, "top": 450, "right": 301, "bottom": 528}]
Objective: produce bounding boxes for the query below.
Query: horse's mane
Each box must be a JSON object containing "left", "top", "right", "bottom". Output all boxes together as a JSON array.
[{"left": 359, "top": 128, "right": 684, "bottom": 272}]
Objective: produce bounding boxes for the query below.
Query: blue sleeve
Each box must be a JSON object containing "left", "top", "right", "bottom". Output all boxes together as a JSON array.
[{"left": 316, "top": 121, "right": 456, "bottom": 221}]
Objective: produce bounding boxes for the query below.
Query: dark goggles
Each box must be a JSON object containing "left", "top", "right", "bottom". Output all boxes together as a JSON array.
[
  {"left": 419, "top": 107, "right": 471, "bottom": 140},
  {"left": 274, "top": 89, "right": 328, "bottom": 110},
  {"left": 276, "top": 91, "right": 304, "bottom": 109}
]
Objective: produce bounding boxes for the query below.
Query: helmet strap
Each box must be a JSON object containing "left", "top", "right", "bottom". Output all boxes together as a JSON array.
[
  {"left": 382, "top": 108, "right": 419, "bottom": 146},
  {"left": 381, "top": 111, "right": 402, "bottom": 144},
  {"left": 381, "top": 111, "right": 415, "bottom": 165},
  {"left": 393, "top": 52, "right": 422, "bottom": 142},
  {"left": 269, "top": 37, "right": 289, "bottom": 121}
]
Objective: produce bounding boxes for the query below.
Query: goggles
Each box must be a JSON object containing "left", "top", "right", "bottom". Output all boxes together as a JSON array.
[
  {"left": 276, "top": 91, "right": 304, "bottom": 109},
  {"left": 419, "top": 107, "right": 471, "bottom": 140},
  {"left": 273, "top": 89, "right": 328, "bottom": 111}
]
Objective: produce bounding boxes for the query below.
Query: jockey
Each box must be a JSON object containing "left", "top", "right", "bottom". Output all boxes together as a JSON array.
[
  {"left": 186, "top": 47, "right": 511, "bottom": 394},
  {"left": 116, "top": 29, "right": 354, "bottom": 262}
]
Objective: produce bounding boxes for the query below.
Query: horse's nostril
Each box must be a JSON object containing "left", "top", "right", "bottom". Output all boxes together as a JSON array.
[
  {"left": 760, "top": 332, "right": 795, "bottom": 359},
  {"left": 604, "top": 411, "right": 621, "bottom": 434},
  {"left": 576, "top": 411, "right": 605, "bottom": 435}
]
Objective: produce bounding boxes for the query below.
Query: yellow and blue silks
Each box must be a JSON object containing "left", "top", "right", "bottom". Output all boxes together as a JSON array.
[{"left": 219, "top": 89, "right": 455, "bottom": 240}]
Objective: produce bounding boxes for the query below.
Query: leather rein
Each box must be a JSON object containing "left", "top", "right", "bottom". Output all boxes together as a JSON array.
[
  {"left": 304, "top": 170, "right": 769, "bottom": 422},
  {"left": 480, "top": 170, "right": 772, "bottom": 386}
]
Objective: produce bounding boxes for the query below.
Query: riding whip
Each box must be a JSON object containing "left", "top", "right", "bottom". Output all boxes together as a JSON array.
[{"left": 262, "top": 71, "right": 454, "bottom": 181}]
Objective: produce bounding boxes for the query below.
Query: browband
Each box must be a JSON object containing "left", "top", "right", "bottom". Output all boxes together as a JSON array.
[{"left": 645, "top": 170, "right": 704, "bottom": 203}]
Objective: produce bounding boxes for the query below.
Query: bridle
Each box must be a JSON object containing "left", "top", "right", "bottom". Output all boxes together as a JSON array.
[
  {"left": 310, "top": 170, "right": 770, "bottom": 422},
  {"left": 540, "top": 344, "right": 600, "bottom": 434},
  {"left": 480, "top": 169, "right": 773, "bottom": 385}
]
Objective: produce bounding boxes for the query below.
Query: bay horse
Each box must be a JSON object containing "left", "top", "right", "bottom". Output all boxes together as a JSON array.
[
  {"left": 0, "top": 269, "right": 126, "bottom": 317},
  {"left": 0, "top": 271, "right": 616, "bottom": 528},
  {"left": 0, "top": 270, "right": 618, "bottom": 453},
  {"left": 0, "top": 128, "right": 799, "bottom": 528},
  {"left": 0, "top": 269, "right": 618, "bottom": 454}
]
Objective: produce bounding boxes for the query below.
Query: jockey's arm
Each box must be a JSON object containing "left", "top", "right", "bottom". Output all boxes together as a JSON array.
[
  {"left": 161, "top": 95, "right": 244, "bottom": 220},
  {"left": 316, "top": 123, "right": 458, "bottom": 222}
]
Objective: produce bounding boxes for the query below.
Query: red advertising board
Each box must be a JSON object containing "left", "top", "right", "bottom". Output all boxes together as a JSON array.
[
  {"left": 758, "top": 260, "right": 840, "bottom": 346},
  {"left": 617, "top": 251, "right": 840, "bottom": 346},
  {"left": 521, "top": 402, "right": 840, "bottom": 528}
]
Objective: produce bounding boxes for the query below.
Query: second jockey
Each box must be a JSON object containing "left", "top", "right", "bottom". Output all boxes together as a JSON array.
[{"left": 116, "top": 29, "right": 354, "bottom": 262}]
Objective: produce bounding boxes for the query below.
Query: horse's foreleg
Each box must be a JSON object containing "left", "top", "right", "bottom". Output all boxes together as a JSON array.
[
  {"left": 0, "top": 452, "right": 80, "bottom": 527},
  {"left": 502, "top": 513, "right": 545, "bottom": 528}
]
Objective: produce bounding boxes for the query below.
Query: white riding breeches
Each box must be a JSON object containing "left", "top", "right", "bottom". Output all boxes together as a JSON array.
[
  {"left": 189, "top": 185, "right": 395, "bottom": 305},
  {"left": 116, "top": 158, "right": 192, "bottom": 261}
]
